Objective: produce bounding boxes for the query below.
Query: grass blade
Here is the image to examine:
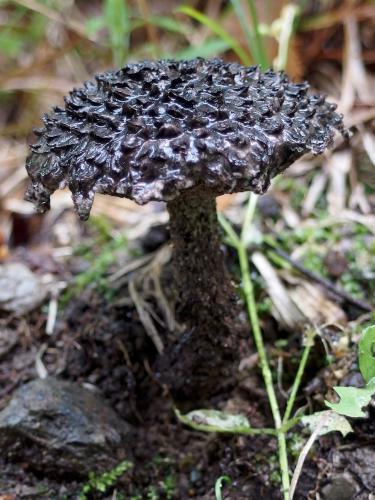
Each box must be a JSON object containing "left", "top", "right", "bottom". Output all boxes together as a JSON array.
[
  {"left": 104, "top": 0, "right": 130, "bottom": 66},
  {"left": 178, "top": 5, "right": 252, "bottom": 65},
  {"left": 168, "top": 39, "right": 231, "bottom": 61},
  {"left": 230, "top": 0, "right": 259, "bottom": 64},
  {"left": 246, "top": 0, "right": 269, "bottom": 68},
  {"left": 215, "top": 476, "right": 232, "bottom": 500}
]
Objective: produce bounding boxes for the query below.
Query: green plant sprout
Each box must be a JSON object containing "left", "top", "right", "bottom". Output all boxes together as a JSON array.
[
  {"left": 215, "top": 475, "right": 232, "bottom": 500},
  {"left": 78, "top": 460, "right": 132, "bottom": 500},
  {"left": 176, "top": 193, "right": 311, "bottom": 498},
  {"left": 325, "top": 325, "right": 375, "bottom": 418},
  {"left": 179, "top": 0, "right": 299, "bottom": 68},
  {"left": 177, "top": 251, "right": 375, "bottom": 500},
  {"left": 61, "top": 218, "right": 128, "bottom": 305}
]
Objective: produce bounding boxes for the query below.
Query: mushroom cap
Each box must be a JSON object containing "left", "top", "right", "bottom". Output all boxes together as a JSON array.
[{"left": 25, "top": 58, "right": 346, "bottom": 220}]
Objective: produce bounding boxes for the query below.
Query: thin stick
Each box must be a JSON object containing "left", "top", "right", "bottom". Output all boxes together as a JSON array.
[
  {"left": 271, "top": 247, "right": 372, "bottom": 312},
  {"left": 289, "top": 413, "right": 329, "bottom": 500}
]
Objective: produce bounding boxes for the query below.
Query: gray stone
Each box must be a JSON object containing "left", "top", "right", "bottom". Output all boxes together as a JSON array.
[
  {"left": 0, "top": 378, "right": 132, "bottom": 477},
  {"left": 321, "top": 473, "right": 358, "bottom": 500},
  {"left": 342, "top": 446, "right": 375, "bottom": 492},
  {"left": 0, "top": 328, "right": 18, "bottom": 361},
  {"left": 0, "top": 263, "right": 47, "bottom": 314}
]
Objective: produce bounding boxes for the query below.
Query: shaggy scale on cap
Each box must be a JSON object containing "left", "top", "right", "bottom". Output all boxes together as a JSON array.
[{"left": 25, "top": 58, "right": 346, "bottom": 220}]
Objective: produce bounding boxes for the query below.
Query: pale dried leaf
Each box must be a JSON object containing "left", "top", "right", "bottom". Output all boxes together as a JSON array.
[
  {"left": 340, "top": 15, "right": 374, "bottom": 113},
  {"left": 362, "top": 131, "right": 375, "bottom": 167},
  {"left": 327, "top": 151, "right": 351, "bottom": 216},
  {"left": 252, "top": 252, "right": 304, "bottom": 330},
  {"left": 302, "top": 169, "right": 328, "bottom": 216},
  {"left": 0, "top": 263, "right": 48, "bottom": 315},
  {"left": 288, "top": 280, "right": 347, "bottom": 326},
  {"left": 349, "top": 183, "right": 371, "bottom": 213}
]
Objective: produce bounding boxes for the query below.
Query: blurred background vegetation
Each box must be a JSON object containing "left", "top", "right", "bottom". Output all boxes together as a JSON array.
[
  {"left": 0, "top": 3, "right": 374, "bottom": 497},
  {"left": 0, "top": 0, "right": 374, "bottom": 285},
  {"left": 1, "top": 0, "right": 373, "bottom": 137}
]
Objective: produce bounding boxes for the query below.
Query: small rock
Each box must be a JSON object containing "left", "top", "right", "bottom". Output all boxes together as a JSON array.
[
  {"left": 321, "top": 473, "right": 358, "bottom": 500},
  {"left": 342, "top": 446, "right": 375, "bottom": 492},
  {"left": 0, "top": 263, "right": 47, "bottom": 314},
  {"left": 257, "top": 194, "right": 281, "bottom": 219},
  {"left": 324, "top": 250, "right": 348, "bottom": 279},
  {"left": 0, "top": 378, "right": 132, "bottom": 477},
  {"left": 141, "top": 224, "right": 170, "bottom": 252},
  {"left": 0, "top": 328, "right": 18, "bottom": 361}
]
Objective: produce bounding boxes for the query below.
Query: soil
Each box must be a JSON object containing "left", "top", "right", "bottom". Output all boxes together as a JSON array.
[{"left": 0, "top": 252, "right": 374, "bottom": 499}]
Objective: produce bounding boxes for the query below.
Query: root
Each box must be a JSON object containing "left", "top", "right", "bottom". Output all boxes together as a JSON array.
[{"left": 109, "top": 245, "right": 180, "bottom": 354}]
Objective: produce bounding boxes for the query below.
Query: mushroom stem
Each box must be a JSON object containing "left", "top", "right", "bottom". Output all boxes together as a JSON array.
[{"left": 164, "top": 188, "right": 242, "bottom": 398}]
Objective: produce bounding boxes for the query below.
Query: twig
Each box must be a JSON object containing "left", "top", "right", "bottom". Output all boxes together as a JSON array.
[
  {"left": 46, "top": 296, "right": 58, "bottom": 336},
  {"left": 271, "top": 247, "right": 372, "bottom": 312},
  {"left": 108, "top": 253, "right": 155, "bottom": 284},
  {"left": 128, "top": 280, "right": 164, "bottom": 354},
  {"left": 289, "top": 412, "right": 329, "bottom": 500}
]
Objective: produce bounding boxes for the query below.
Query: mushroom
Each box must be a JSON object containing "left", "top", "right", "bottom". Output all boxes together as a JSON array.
[{"left": 25, "top": 59, "right": 346, "bottom": 398}]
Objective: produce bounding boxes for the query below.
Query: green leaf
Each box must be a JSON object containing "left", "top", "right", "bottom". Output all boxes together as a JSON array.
[
  {"left": 325, "top": 378, "right": 375, "bottom": 418},
  {"left": 85, "top": 15, "right": 105, "bottom": 37},
  {"left": 359, "top": 325, "right": 375, "bottom": 383},
  {"left": 168, "top": 39, "right": 230, "bottom": 60},
  {"left": 103, "top": 0, "right": 130, "bottom": 66},
  {"left": 176, "top": 408, "right": 251, "bottom": 433},
  {"left": 97, "top": 482, "right": 107, "bottom": 492},
  {"left": 177, "top": 5, "right": 251, "bottom": 65},
  {"left": 215, "top": 475, "right": 232, "bottom": 500},
  {"left": 246, "top": 0, "right": 269, "bottom": 67},
  {"left": 148, "top": 15, "right": 190, "bottom": 35},
  {"left": 301, "top": 410, "right": 353, "bottom": 437},
  {"left": 0, "top": 33, "right": 23, "bottom": 57},
  {"left": 230, "top": 0, "right": 269, "bottom": 68},
  {"left": 230, "top": 0, "right": 259, "bottom": 63}
]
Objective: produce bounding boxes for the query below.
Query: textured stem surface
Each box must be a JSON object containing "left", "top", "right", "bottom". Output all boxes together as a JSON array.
[{"left": 163, "top": 189, "right": 242, "bottom": 399}]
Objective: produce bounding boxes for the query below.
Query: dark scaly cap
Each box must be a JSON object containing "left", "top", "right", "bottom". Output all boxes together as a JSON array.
[{"left": 25, "top": 58, "right": 347, "bottom": 220}]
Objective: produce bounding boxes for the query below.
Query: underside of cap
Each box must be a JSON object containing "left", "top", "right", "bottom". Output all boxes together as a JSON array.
[{"left": 25, "top": 58, "right": 347, "bottom": 220}]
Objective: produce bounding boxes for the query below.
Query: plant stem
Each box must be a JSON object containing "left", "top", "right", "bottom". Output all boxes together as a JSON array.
[
  {"left": 237, "top": 242, "right": 290, "bottom": 499},
  {"left": 230, "top": 0, "right": 261, "bottom": 65},
  {"left": 178, "top": 6, "right": 252, "bottom": 65},
  {"left": 241, "top": 193, "right": 258, "bottom": 242},
  {"left": 283, "top": 332, "right": 314, "bottom": 424},
  {"left": 220, "top": 193, "right": 296, "bottom": 499}
]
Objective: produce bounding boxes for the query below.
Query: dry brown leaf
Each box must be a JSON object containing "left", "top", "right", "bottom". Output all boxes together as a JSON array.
[
  {"left": 340, "top": 14, "right": 374, "bottom": 112},
  {"left": 288, "top": 280, "right": 347, "bottom": 326}
]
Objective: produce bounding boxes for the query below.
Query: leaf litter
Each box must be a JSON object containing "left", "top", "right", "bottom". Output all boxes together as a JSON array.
[{"left": 0, "top": 0, "right": 375, "bottom": 498}]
